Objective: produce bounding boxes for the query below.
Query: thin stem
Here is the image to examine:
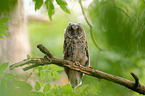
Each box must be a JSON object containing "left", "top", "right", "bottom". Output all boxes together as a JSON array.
[
  {"left": 25, "top": 70, "right": 34, "bottom": 82},
  {"left": 79, "top": 0, "right": 102, "bottom": 51}
]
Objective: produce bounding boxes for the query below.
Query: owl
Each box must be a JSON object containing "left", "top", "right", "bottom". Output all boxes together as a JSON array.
[{"left": 63, "top": 23, "right": 90, "bottom": 89}]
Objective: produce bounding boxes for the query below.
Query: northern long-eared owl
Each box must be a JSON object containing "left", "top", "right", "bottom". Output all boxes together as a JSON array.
[{"left": 63, "top": 23, "right": 90, "bottom": 89}]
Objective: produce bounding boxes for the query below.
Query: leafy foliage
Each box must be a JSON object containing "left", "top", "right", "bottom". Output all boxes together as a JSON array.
[
  {"left": 89, "top": 0, "right": 145, "bottom": 54},
  {"left": 5, "top": 73, "right": 19, "bottom": 79},
  {"left": 33, "top": 0, "right": 43, "bottom": 10},
  {"left": 34, "top": 65, "right": 63, "bottom": 82},
  {"left": 45, "top": 0, "right": 55, "bottom": 21},
  {"left": 88, "top": 0, "right": 145, "bottom": 95},
  {"left": 43, "top": 83, "right": 51, "bottom": 92},
  {"left": 0, "top": 17, "right": 9, "bottom": 39},
  {"left": 35, "top": 81, "right": 41, "bottom": 91},
  {"left": 0, "top": 63, "right": 33, "bottom": 96},
  {"left": 56, "top": 0, "right": 70, "bottom": 14},
  {"left": 32, "top": 0, "right": 70, "bottom": 20},
  {"left": 0, "top": 62, "right": 9, "bottom": 75},
  {"left": 0, "top": 62, "right": 99, "bottom": 96}
]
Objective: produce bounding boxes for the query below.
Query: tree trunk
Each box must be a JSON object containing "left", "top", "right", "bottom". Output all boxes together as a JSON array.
[{"left": 0, "top": 0, "right": 31, "bottom": 65}]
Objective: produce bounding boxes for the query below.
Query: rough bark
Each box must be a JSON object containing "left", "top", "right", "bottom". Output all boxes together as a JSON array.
[{"left": 10, "top": 44, "right": 145, "bottom": 95}]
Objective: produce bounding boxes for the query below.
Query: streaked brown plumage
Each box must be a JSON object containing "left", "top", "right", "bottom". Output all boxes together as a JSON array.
[{"left": 63, "top": 23, "right": 90, "bottom": 88}]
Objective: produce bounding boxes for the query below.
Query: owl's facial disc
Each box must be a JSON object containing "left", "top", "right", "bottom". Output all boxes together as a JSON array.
[{"left": 67, "top": 24, "right": 84, "bottom": 39}]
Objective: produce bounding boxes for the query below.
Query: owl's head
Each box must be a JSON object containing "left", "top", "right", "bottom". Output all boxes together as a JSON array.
[{"left": 65, "top": 23, "right": 84, "bottom": 39}]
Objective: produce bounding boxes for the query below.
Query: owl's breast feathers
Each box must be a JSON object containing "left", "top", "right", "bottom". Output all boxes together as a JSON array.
[{"left": 63, "top": 36, "right": 89, "bottom": 66}]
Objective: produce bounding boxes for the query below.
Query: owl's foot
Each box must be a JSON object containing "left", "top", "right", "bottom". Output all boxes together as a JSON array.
[
  {"left": 89, "top": 67, "right": 94, "bottom": 69},
  {"left": 74, "top": 61, "right": 81, "bottom": 67}
]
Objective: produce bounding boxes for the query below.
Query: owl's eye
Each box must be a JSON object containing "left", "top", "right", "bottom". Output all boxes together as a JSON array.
[
  {"left": 77, "top": 28, "right": 82, "bottom": 35},
  {"left": 68, "top": 27, "right": 75, "bottom": 35}
]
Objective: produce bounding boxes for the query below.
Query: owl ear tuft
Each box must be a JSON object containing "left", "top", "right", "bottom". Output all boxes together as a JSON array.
[
  {"left": 69, "top": 22, "right": 72, "bottom": 26},
  {"left": 78, "top": 23, "right": 81, "bottom": 25}
]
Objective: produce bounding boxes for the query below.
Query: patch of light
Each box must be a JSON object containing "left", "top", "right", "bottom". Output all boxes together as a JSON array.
[
  {"left": 23, "top": 0, "right": 93, "bottom": 24},
  {"left": 23, "top": 0, "right": 41, "bottom": 15},
  {"left": 82, "top": 0, "right": 93, "bottom": 8}
]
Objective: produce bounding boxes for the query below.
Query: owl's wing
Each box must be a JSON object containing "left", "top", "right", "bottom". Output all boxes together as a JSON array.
[
  {"left": 63, "top": 38, "right": 70, "bottom": 76},
  {"left": 63, "top": 38, "right": 66, "bottom": 53},
  {"left": 63, "top": 38, "right": 69, "bottom": 59},
  {"left": 85, "top": 40, "right": 90, "bottom": 67}
]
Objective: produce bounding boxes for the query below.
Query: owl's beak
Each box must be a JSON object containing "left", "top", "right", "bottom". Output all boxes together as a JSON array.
[
  {"left": 74, "top": 31, "right": 77, "bottom": 35},
  {"left": 74, "top": 31, "right": 78, "bottom": 38}
]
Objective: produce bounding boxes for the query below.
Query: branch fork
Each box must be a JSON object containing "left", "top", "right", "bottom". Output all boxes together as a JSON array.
[
  {"left": 130, "top": 72, "right": 140, "bottom": 88},
  {"left": 10, "top": 44, "right": 145, "bottom": 95}
]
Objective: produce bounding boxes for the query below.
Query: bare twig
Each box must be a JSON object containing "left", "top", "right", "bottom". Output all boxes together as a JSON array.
[
  {"left": 25, "top": 70, "right": 34, "bottom": 82},
  {"left": 130, "top": 72, "right": 140, "bottom": 88},
  {"left": 79, "top": 0, "right": 102, "bottom": 51},
  {"left": 9, "top": 44, "right": 145, "bottom": 95},
  {"left": 37, "top": 44, "right": 54, "bottom": 58}
]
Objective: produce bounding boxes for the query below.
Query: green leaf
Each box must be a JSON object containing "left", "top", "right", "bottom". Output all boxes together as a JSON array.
[
  {"left": 47, "top": 85, "right": 60, "bottom": 96},
  {"left": 5, "top": 73, "right": 19, "bottom": 79},
  {"left": 14, "top": 81, "right": 32, "bottom": 91},
  {"left": 43, "top": 65, "right": 49, "bottom": 70},
  {"left": 0, "top": 62, "right": 9, "bottom": 75},
  {"left": 27, "top": 54, "right": 31, "bottom": 59},
  {"left": 35, "top": 81, "right": 41, "bottom": 91},
  {"left": 34, "top": 67, "right": 39, "bottom": 73},
  {"left": 0, "top": 34, "right": 4, "bottom": 39},
  {"left": 33, "top": 0, "right": 43, "bottom": 10},
  {"left": 53, "top": 71, "right": 60, "bottom": 79},
  {"left": 48, "top": 71, "right": 53, "bottom": 81},
  {"left": 56, "top": 0, "right": 67, "bottom": 5},
  {"left": 32, "top": 53, "right": 37, "bottom": 58},
  {"left": 44, "top": 70, "right": 48, "bottom": 81},
  {"left": 32, "top": 92, "right": 44, "bottom": 96},
  {"left": 0, "top": 17, "right": 9, "bottom": 23},
  {"left": 40, "top": 71, "right": 45, "bottom": 81},
  {"left": 76, "top": 84, "right": 89, "bottom": 94},
  {"left": 0, "top": 30, "right": 7, "bottom": 39},
  {"left": 49, "top": 65, "right": 63, "bottom": 71},
  {"left": 45, "top": 0, "right": 55, "bottom": 20},
  {"left": 61, "top": 84, "right": 72, "bottom": 90},
  {"left": 0, "top": 78, "right": 7, "bottom": 89},
  {"left": 61, "top": 84, "right": 75, "bottom": 95},
  {"left": 43, "top": 83, "right": 51, "bottom": 93},
  {"left": 0, "top": 18, "right": 9, "bottom": 39},
  {"left": 0, "top": 24, "right": 9, "bottom": 31},
  {"left": 38, "top": 82, "right": 45, "bottom": 87},
  {"left": 52, "top": 84, "right": 58, "bottom": 88},
  {"left": 56, "top": 0, "right": 70, "bottom": 14},
  {"left": 60, "top": 5, "right": 70, "bottom": 14},
  {"left": 0, "top": 29, "right": 8, "bottom": 35}
]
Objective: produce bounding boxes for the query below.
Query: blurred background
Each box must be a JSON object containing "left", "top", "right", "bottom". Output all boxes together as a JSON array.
[{"left": 0, "top": 0, "right": 145, "bottom": 96}]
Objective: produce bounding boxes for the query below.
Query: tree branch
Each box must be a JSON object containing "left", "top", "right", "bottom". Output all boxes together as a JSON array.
[
  {"left": 10, "top": 44, "right": 145, "bottom": 95},
  {"left": 130, "top": 72, "right": 140, "bottom": 88}
]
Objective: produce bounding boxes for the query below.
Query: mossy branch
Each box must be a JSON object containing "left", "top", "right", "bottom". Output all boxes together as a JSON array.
[{"left": 10, "top": 44, "right": 145, "bottom": 95}]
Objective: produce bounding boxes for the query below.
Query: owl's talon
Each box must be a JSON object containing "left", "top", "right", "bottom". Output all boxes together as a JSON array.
[
  {"left": 75, "top": 61, "right": 80, "bottom": 67},
  {"left": 89, "top": 67, "right": 94, "bottom": 69}
]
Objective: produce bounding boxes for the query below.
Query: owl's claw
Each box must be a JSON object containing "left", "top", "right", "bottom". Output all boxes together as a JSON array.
[{"left": 75, "top": 61, "right": 81, "bottom": 67}]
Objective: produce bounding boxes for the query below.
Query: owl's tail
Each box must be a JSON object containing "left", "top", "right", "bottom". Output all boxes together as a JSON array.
[{"left": 68, "top": 69, "right": 83, "bottom": 89}]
